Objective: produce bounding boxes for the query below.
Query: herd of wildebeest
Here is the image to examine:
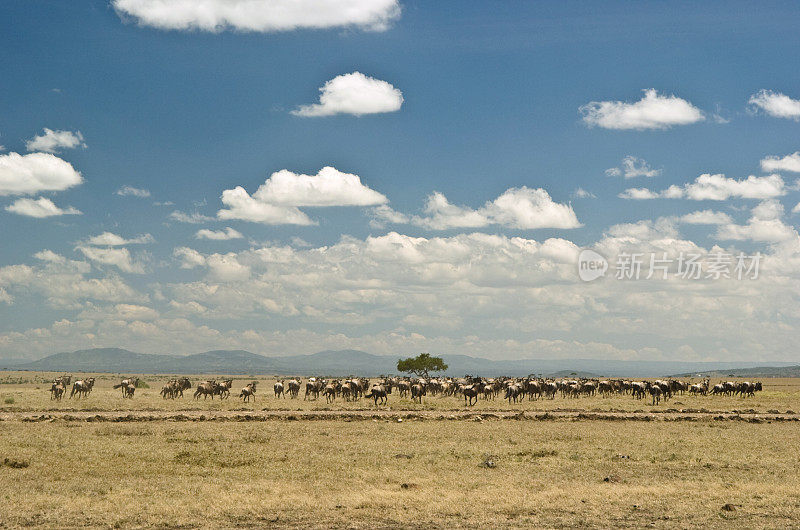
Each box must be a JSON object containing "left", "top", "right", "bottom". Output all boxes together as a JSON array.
[{"left": 46, "top": 374, "right": 764, "bottom": 406}]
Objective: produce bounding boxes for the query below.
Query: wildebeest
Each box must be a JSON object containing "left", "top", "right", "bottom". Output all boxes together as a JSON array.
[
  {"left": 346, "top": 378, "right": 368, "bottom": 400},
  {"left": 114, "top": 378, "right": 139, "bottom": 398},
  {"left": 193, "top": 380, "right": 217, "bottom": 400},
  {"left": 397, "top": 380, "right": 411, "bottom": 398},
  {"left": 160, "top": 378, "right": 191, "bottom": 399},
  {"left": 598, "top": 380, "right": 614, "bottom": 396},
  {"left": 69, "top": 378, "right": 95, "bottom": 399},
  {"left": 505, "top": 383, "right": 523, "bottom": 404},
  {"left": 410, "top": 383, "right": 426, "bottom": 404},
  {"left": 340, "top": 381, "right": 353, "bottom": 402},
  {"left": 648, "top": 382, "right": 663, "bottom": 405},
  {"left": 526, "top": 380, "right": 542, "bottom": 401},
  {"left": 173, "top": 377, "right": 192, "bottom": 397},
  {"left": 114, "top": 378, "right": 139, "bottom": 397},
  {"left": 736, "top": 381, "right": 763, "bottom": 397},
  {"left": 631, "top": 381, "right": 647, "bottom": 400},
  {"left": 670, "top": 379, "right": 688, "bottom": 395},
  {"left": 52, "top": 375, "right": 71, "bottom": 388},
  {"left": 689, "top": 380, "right": 710, "bottom": 396},
  {"left": 305, "top": 379, "right": 323, "bottom": 401},
  {"left": 239, "top": 381, "right": 258, "bottom": 402},
  {"left": 581, "top": 381, "right": 597, "bottom": 397},
  {"left": 323, "top": 381, "right": 337, "bottom": 403},
  {"left": 49, "top": 381, "right": 65, "bottom": 401},
  {"left": 653, "top": 380, "right": 671, "bottom": 402},
  {"left": 161, "top": 381, "right": 176, "bottom": 399},
  {"left": 287, "top": 379, "right": 300, "bottom": 398},
  {"left": 364, "top": 384, "right": 388, "bottom": 406},
  {"left": 214, "top": 379, "right": 233, "bottom": 399},
  {"left": 710, "top": 383, "right": 726, "bottom": 396},
  {"left": 462, "top": 384, "right": 479, "bottom": 406}
]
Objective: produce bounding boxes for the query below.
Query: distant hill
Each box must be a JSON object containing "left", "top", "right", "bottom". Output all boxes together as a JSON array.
[
  {"left": 19, "top": 348, "right": 175, "bottom": 372},
  {"left": 547, "top": 370, "right": 602, "bottom": 379},
  {"left": 156, "top": 350, "right": 279, "bottom": 373},
  {"left": 11, "top": 347, "right": 798, "bottom": 378},
  {"left": 269, "top": 350, "right": 396, "bottom": 375},
  {"left": 673, "top": 365, "right": 800, "bottom": 378},
  {"left": 15, "top": 348, "right": 388, "bottom": 376}
]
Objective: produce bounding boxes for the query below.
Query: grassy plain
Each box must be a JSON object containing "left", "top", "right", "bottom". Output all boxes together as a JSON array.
[
  {"left": 1, "top": 372, "right": 800, "bottom": 528},
  {"left": 1, "top": 372, "right": 799, "bottom": 414}
]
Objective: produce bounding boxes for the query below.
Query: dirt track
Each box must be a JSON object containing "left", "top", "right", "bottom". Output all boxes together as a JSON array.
[{"left": 3, "top": 408, "right": 799, "bottom": 423}]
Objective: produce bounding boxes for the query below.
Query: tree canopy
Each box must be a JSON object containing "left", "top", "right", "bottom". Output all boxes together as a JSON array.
[{"left": 396, "top": 353, "right": 448, "bottom": 378}]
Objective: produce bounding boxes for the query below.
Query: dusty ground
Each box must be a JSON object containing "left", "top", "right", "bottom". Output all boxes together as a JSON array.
[{"left": 1, "top": 372, "right": 799, "bottom": 528}]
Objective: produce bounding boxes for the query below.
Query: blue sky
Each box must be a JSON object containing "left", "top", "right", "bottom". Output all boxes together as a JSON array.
[{"left": 2, "top": 1, "right": 800, "bottom": 361}]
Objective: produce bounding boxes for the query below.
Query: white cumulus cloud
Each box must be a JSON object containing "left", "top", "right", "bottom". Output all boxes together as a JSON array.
[
  {"left": 249, "top": 166, "right": 387, "bottom": 207},
  {"left": 620, "top": 174, "right": 786, "bottom": 201},
  {"left": 5, "top": 197, "right": 81, "bottom": 218},
  {"left": 217, "top": 187, "right": 315, "bottom": 225},
  {"left": 760, "top": 151, "right": 800, "bottom": 173},
  {"left": 169, "top": 210, "right": 215, "bottom": 224},
  {"left": 684, "top": 174, "right": 786, "bottom": 200},
  {"left": 85, "top": 232, "right": 154, "bottom": 246},
  {"left": 679, "top": 210, "right": 733, "bottom": 225},
  {"left": 33, "top": 250, "right": 66, "bottom": 263},
  {"left": 78, "top": 303, "right": 159, "bottom": 322},
  {"left": 749, "top": 90, "right": 800, "bottom": 120},
  {"left": 617, "top": 188, "right": 661, "bottom": 200},
  {"left": 25, "top": 129, "right": 86, "bottom": 153},
  {"left": 292, "top": 72, "right": 403, "bottom": 117},
  {"left": 0, "top": 255, "right": 146, "bottom": 311},
  {"left": 580, "top": 89, "right": 705, "bottom": 130},
  {"left": 572, "top": 188, "right": 596, "bottom": 199},
  {"left": 0, "top": 152, "right": 83, "bottom": 196},
  {"left": 116, "top": 185, "right": 151, "bottom": 198},
  {"left": 218, "top": 166, "right": 387, "bottom": 224},
  {"left": 715, "top": 200, "right": 798, "bottom": 243},
  {"left": 76, "top": 246, "right": 146, "bottom": 274},
  {"left": 369, "top": 204, "right": 410, "bottom": 228},
  {"left": 113, "top": 0, "right": 401, "bottom": 32},
  {"left": 174, "top": 247, "right": 206, "bottom": 269},
  {"left": 413, "top": 192, "right": 488, "bottom": 230},
  {"left": 605, "top": 156, "right": 661, "bottom": 178},
  {"left": 195, "top": 227, "right": 244, "bottom": 240},
  {"left": 73, "top": 233, "right": 153, "bottom": 275},
  {"left": 412, "top": 187, "right": 581, "bottom": 230},
  {"left": 206, "top": 253, "right": 251, "bottom": 282}
]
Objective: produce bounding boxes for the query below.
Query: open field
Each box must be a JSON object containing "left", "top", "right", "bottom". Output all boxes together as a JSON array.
[
  {"left": 2, "top": 373, "right": 800, "bottom": 528},
  {"left": 2, "top": 372, "right": 800, "bottom": 414}
]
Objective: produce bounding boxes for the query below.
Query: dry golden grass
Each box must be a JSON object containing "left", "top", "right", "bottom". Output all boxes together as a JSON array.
[
  {"left": 1, "top": 420, "right": 800, "bottom": 528},
  {"left": 2, "top": 372, "right": 800, "bottom": 528}
]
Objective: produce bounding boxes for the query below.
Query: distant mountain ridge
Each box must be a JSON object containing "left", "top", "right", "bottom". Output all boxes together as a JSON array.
[
  {"left": 8, "top": 347, "right": 797, "bottom": 378},
  {"left": 14, "top": 348, "right": 395, "bottom": 375},
  {"left": 673, "top": 365, "right": 800, "bottom": 378},
  {"left": 17, "top": 348, "right": 175, "bottom": 372}
]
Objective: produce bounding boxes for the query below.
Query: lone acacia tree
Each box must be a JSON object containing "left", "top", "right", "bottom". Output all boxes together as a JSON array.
[{"left": 396, "top": 353, "right": 448, "bottom": 379}]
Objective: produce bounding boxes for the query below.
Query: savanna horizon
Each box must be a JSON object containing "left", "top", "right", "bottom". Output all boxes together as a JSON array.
[
  {"left": 2, "top": 371, "right": 800, "bottom": 528},
  {"left": 5, "top": 346, "right": 798, "bottom": 379},
  {"left": 4, "top": 1, "right": 800, "bottom": 527}
]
